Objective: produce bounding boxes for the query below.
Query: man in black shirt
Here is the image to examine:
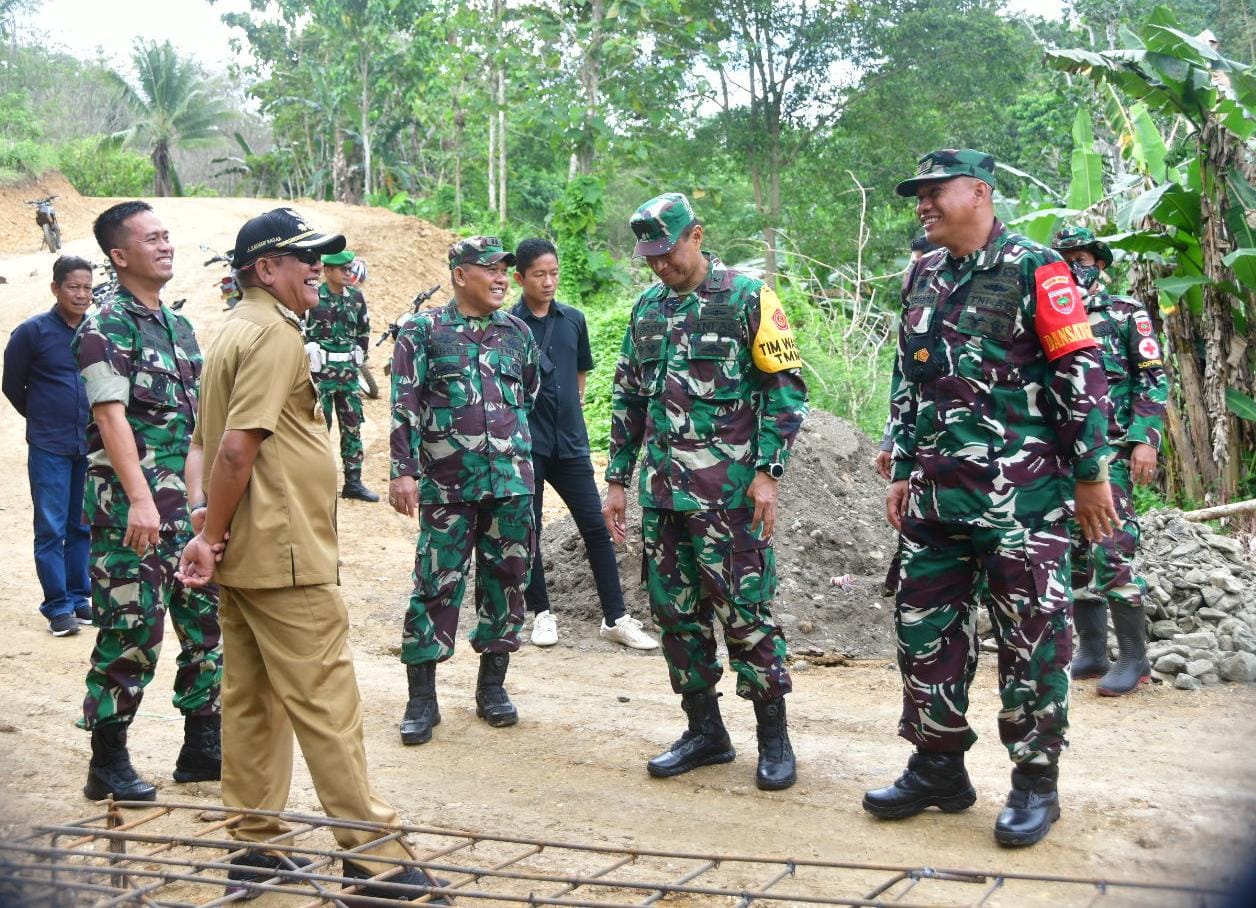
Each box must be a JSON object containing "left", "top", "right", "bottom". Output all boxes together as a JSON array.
[{"left": 510, "top": 239, "right": 657, "bottom": 650}]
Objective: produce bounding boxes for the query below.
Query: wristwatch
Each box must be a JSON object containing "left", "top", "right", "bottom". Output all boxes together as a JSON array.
[{"left": 759, "top": 462, "right": 785, "bottom": 480}]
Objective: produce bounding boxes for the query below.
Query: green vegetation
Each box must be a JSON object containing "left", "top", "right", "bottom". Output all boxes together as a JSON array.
[{"left": 2, "top": 0, "right": 1253, "bottom": 499}]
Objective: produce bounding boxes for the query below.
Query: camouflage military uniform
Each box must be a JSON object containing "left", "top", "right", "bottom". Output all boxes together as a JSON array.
[
  {"left": 1068, "top": 286, "right": 1166, "bottom": 615},
  {"left": 390, "top": 300, "right": 540, "bottom": 664},
  {"left": 888, "top": 222, "right": 1112, "bottom": 765},
  {"left": 607, "top": 252, "right": 807, "bottom": 700},
  {"left": 74, "top": 287, "right": 222, "bottom": 729},
  {"left": 306, "top": 283, "right": 370, "bottom": 472}
]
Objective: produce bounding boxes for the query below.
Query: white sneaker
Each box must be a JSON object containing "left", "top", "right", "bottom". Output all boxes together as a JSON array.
[
  {"left": 600, "top": 615, "right": 659, "bottom": 650},
  {"left": 531, "top": 610, "right": 559, "bottom": 647}
]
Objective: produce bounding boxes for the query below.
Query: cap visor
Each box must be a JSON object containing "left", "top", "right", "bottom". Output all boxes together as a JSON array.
[
  {"left": 289, "top": 232, "right": 346, "bottom": 256},
  {"left": 894, "top": 173, "right": 958, "bottom": 197},
  {"left": 632, "top": 237, "right": 674, "bottom": 257}
]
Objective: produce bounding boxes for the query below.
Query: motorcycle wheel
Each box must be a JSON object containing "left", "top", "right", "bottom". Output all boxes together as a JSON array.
[
  {"left": 358, "top": 365, "right": 380, "bottom": 400},
  {"left": 43, "top": 223, "right": 61, "bottom": 252}
]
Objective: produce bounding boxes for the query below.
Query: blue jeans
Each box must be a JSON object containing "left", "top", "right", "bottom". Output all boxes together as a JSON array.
[{"left": 28, "top": 445, "right": 90, "bottom": 619}]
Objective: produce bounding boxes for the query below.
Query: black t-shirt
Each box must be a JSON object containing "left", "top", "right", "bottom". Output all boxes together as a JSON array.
[{"left": 510, "top": 299, "right": 594, "bottom": 458}]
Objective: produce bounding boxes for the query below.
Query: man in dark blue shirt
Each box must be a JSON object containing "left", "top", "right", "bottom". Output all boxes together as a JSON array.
[
  {"left": 510, "top": 239, "right": 657, "bottom": 650},
  {"left": 3, "top": 255, "right": 94, "bottom": 637}
]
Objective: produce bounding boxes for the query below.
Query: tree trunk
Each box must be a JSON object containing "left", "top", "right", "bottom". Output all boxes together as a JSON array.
[
  {"left": 574, "top": 0, "right": 604, "bottom": 176},
  {"left": 487, "top": 111, "right": 496, "bottom": 216},
  {"left": 497, "top": 69, "right": 506, "bottom": 224},
  {"left": 332, "top": 128, "right": 349, "bottom": 204},
  {"left": 152, "top": 141, "right": 173, "bottom": 196},
  {"left": 361, "top": 49, "right": 372, "bottom": 200}
]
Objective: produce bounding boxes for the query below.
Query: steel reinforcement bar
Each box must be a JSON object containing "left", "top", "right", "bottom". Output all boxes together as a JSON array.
[{"left": 0, "top": 800, "right": 1232, "bottom": 907}]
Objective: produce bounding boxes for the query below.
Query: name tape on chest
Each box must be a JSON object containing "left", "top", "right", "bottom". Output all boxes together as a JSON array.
[
  {"left": 752, "top": 288, "right": 802, "bottom": 372},
  {"left": 1033, "top": 261, "right": 1096, "bottom": 361}
]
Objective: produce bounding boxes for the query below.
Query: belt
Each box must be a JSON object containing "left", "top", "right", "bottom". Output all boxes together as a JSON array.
[{"left": 324, "top": 351, "right": 356, "bottom": 363}]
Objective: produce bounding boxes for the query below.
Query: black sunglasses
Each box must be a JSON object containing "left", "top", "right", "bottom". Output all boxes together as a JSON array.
[{"left": 254, "top": 248, "right": 322, "bottom": 267}]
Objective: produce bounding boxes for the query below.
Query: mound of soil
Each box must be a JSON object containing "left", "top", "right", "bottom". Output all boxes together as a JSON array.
[
  {"left": 538, "top": 410, "right": 900, "bottom": 659},
  {"left": 0, "top": 171, "right": 101, "bottom": 257}
]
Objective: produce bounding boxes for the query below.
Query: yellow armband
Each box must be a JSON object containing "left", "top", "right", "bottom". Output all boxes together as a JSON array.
[{"left": 752, "top": 288, "right": 802, "bottom": 373}]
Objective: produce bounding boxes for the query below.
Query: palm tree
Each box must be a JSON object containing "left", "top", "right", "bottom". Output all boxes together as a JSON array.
[{"left": 109, "top": 40, "right": 234, "bottom": 196}]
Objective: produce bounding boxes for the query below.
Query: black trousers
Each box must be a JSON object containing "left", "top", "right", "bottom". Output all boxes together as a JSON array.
[{"left": 527, "top": 453, "right": 626, "bottom": 623}]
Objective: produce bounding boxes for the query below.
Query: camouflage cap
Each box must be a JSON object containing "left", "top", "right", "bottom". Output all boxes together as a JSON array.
[
  {"left": 895, "top": 149, "right": 996, "bottom": 197},
  {"left": 322, "top": 249, "right": 356, "bottom": 266},
  {"left": 448, "top": 235, "right": 515, "bottom": 269},
  {"left": 231, "top": 207, "right": 345, "bottom": 269},
  {"left": 629, "top": 193, "right": 696, "bottom": 256},
  {"left": 1051, "top": 225, "right": 1113, "bottom": 267}
]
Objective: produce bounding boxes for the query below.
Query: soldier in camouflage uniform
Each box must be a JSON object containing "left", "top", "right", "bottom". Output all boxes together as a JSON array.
[
  {"left": 1052, "top": 226, "right": 1167, "bottom": 697},
  {"left": 389, "top": 236, "right": 540, "bottom": 745},
  {"left": 74, "top": 201, "right": 223, "bottom": 802},
  {"left": 862, "top": 151, "right": 1117, "bottom": 847},
  {"left": 306, "top": 248, "right": 378, "bottom": 501},
  {"left": 603, "top": 193, "right": 807, "bottom": 791}
]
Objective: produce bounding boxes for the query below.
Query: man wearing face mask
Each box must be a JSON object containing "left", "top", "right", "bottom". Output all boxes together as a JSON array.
[
  {"left": 389, "top": 236, "right": 540, "bottom": 746},
  {"left": 1052, "top": 226, "right": 1167, "bottom": 697}
]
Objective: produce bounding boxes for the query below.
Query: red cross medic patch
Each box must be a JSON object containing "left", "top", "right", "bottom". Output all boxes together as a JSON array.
[{"left": 1034, "top": 261, "right": 1097, "bottom": 361}]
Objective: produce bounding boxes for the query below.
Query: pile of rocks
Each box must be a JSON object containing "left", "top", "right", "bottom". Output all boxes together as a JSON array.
[{"left": 1137, "top": 510, "right": 1256, "bottom": 690}]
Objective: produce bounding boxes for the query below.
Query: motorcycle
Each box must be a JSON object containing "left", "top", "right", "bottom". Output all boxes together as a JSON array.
[
  {"left": 92, "top": 260, "right": 117, "bottom": 306},
  {"left": 26, "top": 196, "right": 61, "bottom": 252},
  {"left": 201, "top": 245, "right": 242, "bottom": 310}
]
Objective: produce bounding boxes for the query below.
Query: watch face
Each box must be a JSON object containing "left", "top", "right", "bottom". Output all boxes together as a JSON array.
[{"left": 767, "top": 463, "right": 784, "bottom": 479}]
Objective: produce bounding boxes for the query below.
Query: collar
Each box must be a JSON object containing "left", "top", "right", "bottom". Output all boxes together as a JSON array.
[
  {"left": 661, "top": 252, "right": 730, "bottom": 301},
  {"left": 238, "top": 285, "right": 304, "bottom": 329},
  {"left": 48, "top": 304, "right": 82, "bottom": 330},
  {"left": 510, "top": 298, "right": 565, "bottom": 321},
  {"left": 941, "top": 218, "right": 1007, "bottom": 275},
  {"left": 440, "top": 299, "right": 511, "bottom": 327},
  {"left": 111, "top": 285, "right": 167, "bottom": 319},
  {"left": 1084, "top": 288, "right": 1113, "bottom": 311}
]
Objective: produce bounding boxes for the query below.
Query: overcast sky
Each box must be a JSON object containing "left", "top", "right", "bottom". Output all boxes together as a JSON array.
[{"left": 25, "top": 0, "right": 1066, "bottom": 76}]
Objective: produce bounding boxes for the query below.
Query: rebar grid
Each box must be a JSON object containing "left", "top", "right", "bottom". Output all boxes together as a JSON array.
[{"left": 0, "top": 801, "right": 1229, "bottom": 907}]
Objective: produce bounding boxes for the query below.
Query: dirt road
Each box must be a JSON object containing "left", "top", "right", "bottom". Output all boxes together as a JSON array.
[{"left": 1, "top": 180, "right": 1253, "bottom": 903}]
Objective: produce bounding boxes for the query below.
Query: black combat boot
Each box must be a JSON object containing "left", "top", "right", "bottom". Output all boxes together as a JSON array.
[
  {"left": 475, "top": 653, "right": 518, "bottom": 727},
  {"left": 173, "top": 713, "right": 222, "bottom": 782},
  {"left": 646, "top": 689, "right": 736, "bottom": 778},
  {"left": 84, "top": 722, "right": 157, "bottom": 802},
  {"left": 341, "top": 470, "right": 380, "bottom": 502},
  {"left": 1097, "top": 605, "right": 1150, "bottom": 697},
  {"left": 752, "top": 698, "right": 796, "bottom": 791},
  {"left": 862, "top": 750, "right": 976, "bottom": 819},
  {"left": 342, "top": 859, "right": 450, "bottom": 904},
  {"left": 1070, "top": 598, "right": 1111, "bottom": 679},
  {"left": 399, "top": 662, "right": 441, "bottom": 745},
  {"left": 994, "top": 762, "right": 1060, "bottom": 846}
]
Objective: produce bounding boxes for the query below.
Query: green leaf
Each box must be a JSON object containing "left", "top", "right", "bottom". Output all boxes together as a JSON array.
[
  {"left": 1104, "top": 230, "right": 1188, "bottom": 255},
  {"left": 1225, "top": 388, "right": 1256, "bottom": 423},
  {"left": 1152, "top": 183, "right": 1201, "bottom": 233},
  {"left": 1127, "top": 103, "right": 1167, "bottom": 181},
  {"left": 1222, "top": 248, "right": 1256, "bottom": 292},
  {"left": 1155, "top": 274, "right": 1211, "bottom": 299},
  {"left": 1225, "top": 173, "right": 1256, "bottom": 248},
  {"left": 1116, "top": 181, "right": 1173, "bottom": 230},
  {"left": 1066, "top": 109, "right": 1104, "bottom": 211}
]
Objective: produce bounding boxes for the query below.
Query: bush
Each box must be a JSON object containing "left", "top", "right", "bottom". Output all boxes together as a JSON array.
[
  {"left": 581, "top": 293, "right": 633, "bottom": 453},
  {"left": 57, "top": 138, "right": 154, "bottom": 196}
]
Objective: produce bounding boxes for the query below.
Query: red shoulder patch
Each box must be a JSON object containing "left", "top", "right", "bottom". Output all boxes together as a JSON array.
[{"left": 1034, "top": 261, "right": 1097, "bottom": 362}]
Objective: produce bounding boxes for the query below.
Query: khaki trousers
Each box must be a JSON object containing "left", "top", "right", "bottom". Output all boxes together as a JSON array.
[{"left": 219, "top": 583, "right": 410, "bottom": 872}]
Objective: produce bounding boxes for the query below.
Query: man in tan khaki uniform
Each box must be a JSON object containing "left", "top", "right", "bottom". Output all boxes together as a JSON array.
[{"left": 177, "top": 208, "right": 445, "bottom": 903}]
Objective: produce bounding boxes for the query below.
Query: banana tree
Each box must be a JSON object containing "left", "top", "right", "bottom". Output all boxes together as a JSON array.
[{"left": 1044, "top": 6, "right": 1256, "bottom": 504}]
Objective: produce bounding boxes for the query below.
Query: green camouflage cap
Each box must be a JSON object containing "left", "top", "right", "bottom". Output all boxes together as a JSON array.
[
  {"left": 322, "top": 249, "right": 356, "bottom": 266},
  {"left": 1051, "top": 225, "right": 1113, "bottom": 267},
  {"left": 895, "top": 149, "right": 996, "bottom": 197},
  {"left": 448, "top": 235, "right": 516, "bottom": 269},
  {"left": 630, "top": 193, "right": 696, "bottom": 256}
]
